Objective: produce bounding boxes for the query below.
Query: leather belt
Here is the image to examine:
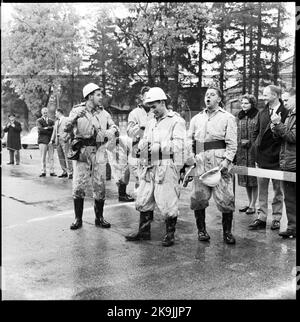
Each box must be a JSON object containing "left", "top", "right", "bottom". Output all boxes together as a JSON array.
[
  {"left": 194, "top": 140, "right": 226, "bottom": 153},
  {"left": 80, "top": 137, "right": 96, "bottom": 146}
]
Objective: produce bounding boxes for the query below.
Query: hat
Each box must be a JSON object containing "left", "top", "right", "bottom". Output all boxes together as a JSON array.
[{"left": 199, "top": 167, "right": 221, "bottom": 187}]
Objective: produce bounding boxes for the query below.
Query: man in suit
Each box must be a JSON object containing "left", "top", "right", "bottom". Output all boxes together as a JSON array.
[
  {"left": 50, "top": 108, "right": 73, "bottom": 179},
  {"left": 36, "top": 107, "right": 57, "bottom": 177},
  {"left": 249, "top": 85, "right": 289, "bottom": 230}
]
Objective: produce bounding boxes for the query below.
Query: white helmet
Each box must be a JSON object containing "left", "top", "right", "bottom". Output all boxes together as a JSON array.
[
  {"left": 199, "top": 167, "right": 221, "bottom": 187},
  {"left": 143, "top": 87, "right": 167, "bottom": 104},
  {"left": 83, "top": 83, "right": 101, "bottom": 98}
]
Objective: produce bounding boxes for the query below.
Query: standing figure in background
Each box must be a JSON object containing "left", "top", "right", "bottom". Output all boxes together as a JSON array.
[
  {"left": 126, "top": 86, "right": 152, "bottom": 197},
  {"left": 271, "top": 88, "right": 296, "bottom": 239},
  {"left": 249, "top": 85, "right": 288, "bottom": 231},
  {"left": 3, "top": 112, "right": 22, "bottom": 165},
  {"left": 36, "top": 107, "right": 56, "bottom": 177},
  {"left": 236, "top": 94, "right": 259, "bottom": 215},
  {"left": 50, "top": 108, "right": 73, "bottom": 179}
]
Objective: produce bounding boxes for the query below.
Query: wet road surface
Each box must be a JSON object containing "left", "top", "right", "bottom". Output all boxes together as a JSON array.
[{"left": 1, "top": 149, "right": 296, "bottom": 300}]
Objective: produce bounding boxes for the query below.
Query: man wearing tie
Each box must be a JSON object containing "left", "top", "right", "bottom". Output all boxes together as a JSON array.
[
  {"left": 249, "top": 85, "right": 289, "bottom": 230},
  {"left": 36, "top": 107, "right": 56, "bottom": 177},
  {"left": 50, "top": 108, "right": 73, "bottom": 179}
]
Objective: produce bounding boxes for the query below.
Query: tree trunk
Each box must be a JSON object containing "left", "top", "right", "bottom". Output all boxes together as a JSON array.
[
  {"left": 292, "top": 36, "right": 295, "bottom": 87},
  {"left": 147, "top": 52, "right": 154, "bottom": 86},
  {"left": 254, "top": 3, "right": 262, "bottom": 103},
  {"left": 273, "top": 7, "right": 281, "bottom": 85},
  {"left": 248, "top": 24, "right": 253, "bottom": 94},
  {"left": 173, "top": 48, "right": 179, "bottom": 111},
  {"left": 219, "top": 27, "right": 225, "bottom": 93},
  {"left": 242, "top": 5, "right": 246, "bottom": 94},
  {"left": 198, "top": 26, "right": 203, "bottom": 89},
  {"left": 22, "top": 101, "right": 29, "bottom": 132}
]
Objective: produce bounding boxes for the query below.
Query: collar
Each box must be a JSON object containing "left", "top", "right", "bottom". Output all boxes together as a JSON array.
[
  {"left": 204, "top": 105, "right": 224, "bottom": 115},
  {"left": 269, "top": 102, "right": 281, "bottom": 113}
]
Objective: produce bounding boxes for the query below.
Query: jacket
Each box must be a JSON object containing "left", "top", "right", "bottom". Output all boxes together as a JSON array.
[
  {"left": 50, "top": 116, "right": 70, "bottom": 145},
  {"left": 272, "top": 109, "right": 296, "bottom": 172},
  {"left": 36, "top": 117, "right": 55, "bottom": 144},
  {"left": 3, "top": 120, "right": 22, "bottom": 150},
  {"left": 252, "top": 100, "right": 288, "bottom": 169}
]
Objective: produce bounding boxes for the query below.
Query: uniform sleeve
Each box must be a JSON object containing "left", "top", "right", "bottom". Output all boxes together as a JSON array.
[
  {"left": 185, "top": 117, "right": 196, "bottom": 166},
  {"left": 104, "top": 112, "right": 117, "bottom": 139},
  {"left": 223, "top": 115, "right": 237, "bottom": 162},
  {"left": 64, "top": 108, "right": 78, "bottom": 133},
  {"left": 161, "top": 119, "right": 187, "bottom": 167},
  {"left": 127, "top": 111, "right": 140, "bottom": 138}
]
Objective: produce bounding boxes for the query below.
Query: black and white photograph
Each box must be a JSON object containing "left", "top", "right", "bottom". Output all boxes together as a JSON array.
[{"left": 1, "top": 1, "right": 297, "bottom": 308}]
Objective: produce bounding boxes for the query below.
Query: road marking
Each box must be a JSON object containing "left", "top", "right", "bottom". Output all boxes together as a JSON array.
[{"left": 3, "top": 202, "right": 136, "bottom": 229}]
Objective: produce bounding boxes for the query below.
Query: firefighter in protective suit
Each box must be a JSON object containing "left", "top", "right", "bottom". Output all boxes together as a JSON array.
[
  {"left": 125, "top": 87, "right": 186, "bottom": 247},
  {"left": 65, "top": 83, "right": 118, "bottom": 230},
  {"left": 185, "top": 86, "right": 237, "bottom": 244},
  {"left": 126, "top": 86, "right": 153, "bottom": 197}
]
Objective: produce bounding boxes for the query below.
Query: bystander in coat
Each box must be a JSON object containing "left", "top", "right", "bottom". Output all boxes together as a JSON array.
[
  {"left": 249, "top": 85, "right": 289, "bottom": 231},
  {"left": 271, "top": 88, "right": 296, "bottom": 239},
  {"left": 236, "top": 94, "right": 259, "bottom": 215},
  {"left": 3, "top": 112, "right": 22, "bottom": 165}
]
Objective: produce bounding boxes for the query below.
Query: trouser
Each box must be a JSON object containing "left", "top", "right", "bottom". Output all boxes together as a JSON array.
[
  {"left": 39, "top": 143, "right": 54, "bottom": 173},
  {"left": 190, "top": 172, "right": 235, "bottom": 213},
  {"left": 57, "top": 140, "right": 73, "bottom": 175},
  {"left": 135, "top": 163, "right": 180, "bottom": 219},
  {"left": 282, "top": 180, "right": 296, "bottom": 231},
  {"left": 72, "top": 146, "right": 106, "bottom": 200},
  {"left": 257, "top": 177, "right": 283, "bottom": 222},
  {"left": 8, "top": 149, "right": 20, "bottom": 164}
]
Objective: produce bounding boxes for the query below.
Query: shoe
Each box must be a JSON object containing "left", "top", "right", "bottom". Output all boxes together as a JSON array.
[
  {"left": 239, "top": 206, "right": 249, "bottom": 212},
  {"left": 279, "top": 229, "right": 296, "bottom": 239},
  {"left": 270, "top": 220, "right": 280, "bottom": 230},
  {"left": 119, "top": 194, "right": 135, "bottom": 202},
  {"left": 7, "top": 162, "right": 14, "bottom": 165},
  {"left": 246, "top": 208, "right": 256, "bottom": 215},
  {"left": 248, "top": 219, "right": 266, "bottom": 230},
  {"left": 50, "top": 173, "right": 57, "bottom": 177},
  {"left": 39, "top": 173, "right": 46, "bottom": 177},
  {"left": 68, "top": 174, "right": 73, "bottom": 179},
  {"left": 58, "top": 173, "right": 68, "bottom": 178}
]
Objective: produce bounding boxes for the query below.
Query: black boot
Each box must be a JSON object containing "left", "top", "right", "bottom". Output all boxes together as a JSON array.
[
  {"left": 125, "top": 212, "right": 152, "bottom": 241},
  {"left": 70, "top": 198, "right": 84, "bottom": 230},
  {"left": 222, "top": 212, "right": 236, "bottom": 244},
  {"left": 195, "top": 209, "right": 210, "bottom": 241},
  {"left": 162, "top": 217, "right": 177, "bottom": 247},
  {"left": 118, "top": 183, "right": 135, "bottom": 202},
  {"left": 94, "top": 199, "right": 111, "bottom": 228}
]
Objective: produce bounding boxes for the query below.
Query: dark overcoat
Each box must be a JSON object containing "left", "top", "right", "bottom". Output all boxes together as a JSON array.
[
  {"left": 236, "top": 107, "right": 259, "bottom": 187},
  {"left": 252, "top": 100, "right": 289, "bottom": 169},
  {"left": 3, "top": 120, "right": 22, "bottom": 150}
]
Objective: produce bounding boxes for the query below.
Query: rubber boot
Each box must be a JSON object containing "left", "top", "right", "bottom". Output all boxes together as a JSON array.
[
  {"left": 125, "top": 212, "right": 152, "bottom": 241},
  {"left": 94, "top": 199, "right": 111, "bottom": 228},
  {"left": 195, "top": 209, "right": 210, "bottom": 241},
  {"left": 162, "top": 217, "right": 177, "bottom": 247},
  {"left": 118, "top": 183, "right": 135, "bottom": 202},
  {"left": 222, "top": 212, "right": 236, "bottom": 244},
  {"left": 70, "top": 198, "right": 84, "bottom": 230}
]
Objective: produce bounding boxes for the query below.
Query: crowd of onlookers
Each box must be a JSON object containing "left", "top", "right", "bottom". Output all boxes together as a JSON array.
[{"left": 2, "top": 85, "right": 296, "bottom": 239}]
